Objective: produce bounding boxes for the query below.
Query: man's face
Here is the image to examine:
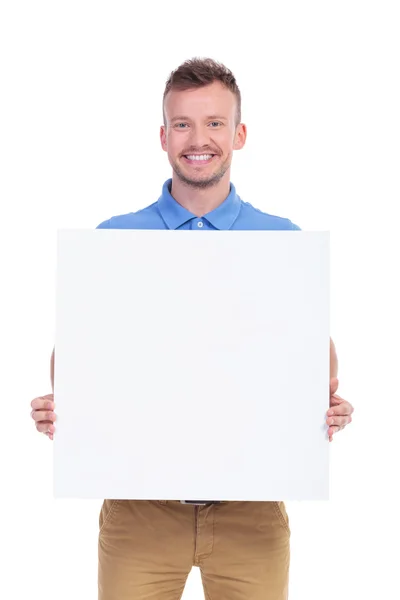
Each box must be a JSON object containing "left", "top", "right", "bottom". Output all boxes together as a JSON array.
[{"left": 160, "top": 81, "right": 246, "bottom": 189}]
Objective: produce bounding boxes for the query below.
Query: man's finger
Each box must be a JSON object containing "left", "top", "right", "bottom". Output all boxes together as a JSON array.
[
  {"left": 327, "top": 414, "right": 352, "bottom": 428},
  {"left": 328, "top": 401, "right": 354, "bottom": 416},
  {"left": 32, "top": 411, "right": 56, "bottom": 423},
  {"left": 330, "top": 393, "right": 345, "bottom": 404},
  {"left": 36, "top": 422, "right": 56, "bottom": 434},
  {"left": 31, "top": 397, "right": 54, "bottom": 411},
  {"left": 328, "top": 425, "right": 341, "bottom": 438}
]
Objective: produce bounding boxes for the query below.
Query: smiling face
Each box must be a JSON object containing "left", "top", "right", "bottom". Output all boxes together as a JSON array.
[{"left": 160, "top": 81, "right": 246, "bottom": 189}]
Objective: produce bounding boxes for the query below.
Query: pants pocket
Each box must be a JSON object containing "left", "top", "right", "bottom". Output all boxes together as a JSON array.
[
  {"left": 99, "top": 499, "right": 121, "bottom": 536},
  {"left": 273, "top": 501, "right": 291, "bottom": 535}
]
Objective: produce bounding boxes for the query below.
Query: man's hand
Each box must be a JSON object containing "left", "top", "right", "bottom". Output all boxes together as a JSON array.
[
  {"left": 326, "top": 377, "right": 354, "bottom": 442},
  {"left": 31, "top": 393, "right": 56, "bottom": 440}
]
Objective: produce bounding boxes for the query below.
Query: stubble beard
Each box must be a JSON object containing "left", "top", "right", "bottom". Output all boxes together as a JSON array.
[{"left": 172, "top": 155, "right": 231, "bottom": 190}]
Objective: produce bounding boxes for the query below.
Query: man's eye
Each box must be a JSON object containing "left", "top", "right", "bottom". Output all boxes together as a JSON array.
[
  {"left": 210, "top": 122, "right": 221, "bottom": 127},
  {"left": 175, "top": 123, "right": 188, "bottom": 128}
]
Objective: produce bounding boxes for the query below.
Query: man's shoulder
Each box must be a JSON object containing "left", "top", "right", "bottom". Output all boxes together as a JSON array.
[
  {"left": 96, "top": 202, "right": 162, "bottom": 229},
  {"left": 238, "top": 199, "right": 301, "bottom": 230}
]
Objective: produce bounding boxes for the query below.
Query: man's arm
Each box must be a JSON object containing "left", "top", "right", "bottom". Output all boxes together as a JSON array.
[
  {"left": 30, "top": 348, "right": 56, "bottom": 439},
  {"left": 327, "top": 336, "right": 353, "bottom": 441},
  {"left": 330, "top": 337, "right": 338, "bottom": 379}
]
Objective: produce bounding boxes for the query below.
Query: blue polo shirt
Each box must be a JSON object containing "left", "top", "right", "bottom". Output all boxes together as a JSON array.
[{"left": 96, "top": 179, "right": 301, "bottom": 231}]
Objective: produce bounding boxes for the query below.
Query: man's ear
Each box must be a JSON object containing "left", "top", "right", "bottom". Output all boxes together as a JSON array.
[
  {"left": 160, "top": 125, "right": 167, "bottom": 152},
  {"left": 233, "top": 123, "right": 247, "bottom": 150}
]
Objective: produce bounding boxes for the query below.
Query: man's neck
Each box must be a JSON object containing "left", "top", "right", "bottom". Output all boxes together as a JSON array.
[{"left": 170, "top": 173, "right": 231, "bottom": 217}]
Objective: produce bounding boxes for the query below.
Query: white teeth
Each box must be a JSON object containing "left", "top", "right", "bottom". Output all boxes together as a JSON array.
[{"left": 185, "top": 154, "right": 213, "bottom": 161}]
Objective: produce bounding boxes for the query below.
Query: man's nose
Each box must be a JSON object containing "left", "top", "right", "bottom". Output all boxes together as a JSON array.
[{"left": 189, "top": 126, "right": 212, "bottom": 149}]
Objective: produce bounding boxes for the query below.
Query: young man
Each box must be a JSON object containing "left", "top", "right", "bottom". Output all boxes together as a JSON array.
[{"left": 31, "top": 57, "right": 354, "bottom": 600}]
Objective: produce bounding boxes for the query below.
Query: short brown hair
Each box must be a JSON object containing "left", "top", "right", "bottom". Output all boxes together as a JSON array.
[{"left": 163, "top": 57, "right": 241, "bottom": 126}]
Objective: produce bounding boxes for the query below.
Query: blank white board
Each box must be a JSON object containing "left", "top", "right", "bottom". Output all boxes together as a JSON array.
[{"left": 54, "top": 230, "right": 330, "bottom": 500}]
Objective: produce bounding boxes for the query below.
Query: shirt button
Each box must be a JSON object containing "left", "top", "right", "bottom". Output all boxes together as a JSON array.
[{"left": 197, "top": 221, "right": 204, "bottom": 228}]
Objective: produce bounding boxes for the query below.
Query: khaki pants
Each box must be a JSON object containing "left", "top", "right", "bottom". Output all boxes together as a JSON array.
[{"left": 98, "top": 499, "right": 291, "bottom": 599}]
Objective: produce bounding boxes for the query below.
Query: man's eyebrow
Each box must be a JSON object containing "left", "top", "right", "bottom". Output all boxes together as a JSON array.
[
  {"left": 206, "top": 115, "right": 228, "bottom": 121},
  {"left": 170, "top": 115, "right": 228, "bottom": 123},
  {"left": 170, "top": 116, "right": 190, "bottom": 122}
]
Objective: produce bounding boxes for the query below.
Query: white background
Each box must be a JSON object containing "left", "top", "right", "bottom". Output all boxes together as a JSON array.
[{"left": 0, "top": 1, "right": 399, "bottom": 599}]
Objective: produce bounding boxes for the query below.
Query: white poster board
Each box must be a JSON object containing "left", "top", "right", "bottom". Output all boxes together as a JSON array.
[{"left": 54, "top": 230, "right": 330, "bottom": 501}]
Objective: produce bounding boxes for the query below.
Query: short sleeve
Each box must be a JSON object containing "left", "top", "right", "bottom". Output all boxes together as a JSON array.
[{"left": 96, "top": 219, "right": 111, "bottom": 229}]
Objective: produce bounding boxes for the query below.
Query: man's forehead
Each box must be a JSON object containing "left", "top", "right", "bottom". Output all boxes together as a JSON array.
[{"left": 164, "top": 84, "right": 236, "bottom": 119}]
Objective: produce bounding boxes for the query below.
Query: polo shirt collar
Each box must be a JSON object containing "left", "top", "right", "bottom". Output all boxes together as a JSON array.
[{"left": 157, "top": 178, "right": 241, "bottom": 230}]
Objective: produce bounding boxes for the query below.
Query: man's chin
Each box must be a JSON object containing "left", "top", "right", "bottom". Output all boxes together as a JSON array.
[
  {"left": 174, "top": 167, "right": 226, "bottom": 189},
  {"left": 181, "top": 176, "right": 220, "bottom": 189}
]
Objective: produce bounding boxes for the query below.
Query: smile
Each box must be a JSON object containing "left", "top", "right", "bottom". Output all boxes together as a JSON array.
[{"left": 182, "top": 154, "right": 216, "bottom": 165}]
